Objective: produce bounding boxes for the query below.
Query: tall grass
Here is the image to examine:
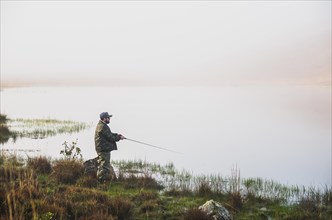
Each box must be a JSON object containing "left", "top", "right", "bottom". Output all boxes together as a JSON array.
[
  {"left": 0, "top": 153, "right": 331, "bottom": 219},
  {"left": 113, "top": 159, "right": 331, "bottom": 206},
  {"left": 0, "top": 153, "right": 40, "bottom": 220},
  {"left": 7, "top": 118, "right": 90, "bottom": 140},
  {"left": 114, "top": 159, "right": 332, "bottom": 218},
  {"left": 0, "top": 152, "right": 134, "bottom": 220}
]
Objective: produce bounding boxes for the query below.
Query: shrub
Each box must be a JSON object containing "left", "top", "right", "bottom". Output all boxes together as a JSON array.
[
  {"left": 51, "top": 186, "right": 116, "bottom": 219},
  {"left": 52, "top": 159, "right": 84, "bottom": 184},
  {"left": 76, "top": 175, "right": 99, "bottom": 188},
  {"left": 0, "top": 166, "right": 27, "bottom": 183},
  {"left": 109, "top": 197, "right": 133, "bottom": 220},
  {"left": 0, "top": 114, "right": 11, "bottom": 144},
  {"left": 0, "top": 165, "right": 41, "bottom": 220},
  {"left": 227, "top": 191, "right": 243, "bottom": 211},
  {"left": 120, "top": 174, "right": 164, "bottom": 190},
  {"left": 60, "top": 140, "right": 82, "bottom": 161},
  {"left": 27, "top": 156, "right": 52, "bottom": 175},
  {"left": 322, "top": 186, "right": 332, "bottom": 206},
  {"left": 197, "top": 182, "right": 213, "bottom": 197}
]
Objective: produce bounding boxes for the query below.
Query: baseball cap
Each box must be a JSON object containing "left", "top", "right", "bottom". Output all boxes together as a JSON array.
[{"left": 100, "top": 112, "right": 112, "bottom": 119}]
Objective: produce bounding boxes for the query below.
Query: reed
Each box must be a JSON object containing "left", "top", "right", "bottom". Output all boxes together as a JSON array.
[
  {"left": 0, "top": 157, "right": 40, "bottom": 220},
  {"left": 112, "top": 158, "right": 331, "bottom": 209},
  {"left": 7, "top": 118, "right": 90, "bottom": 140}
]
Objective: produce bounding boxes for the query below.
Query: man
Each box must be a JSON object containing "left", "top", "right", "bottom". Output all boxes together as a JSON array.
[{"left": 95, "top": 112, "right": 125, "bottom": 183}]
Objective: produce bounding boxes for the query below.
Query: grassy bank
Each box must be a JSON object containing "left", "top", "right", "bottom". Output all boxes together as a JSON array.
[
  {"left": 0, "top": 115, "right": 331, "bottom": 219},
  {"left": 0, "top": 153, "right": 331, "bottom": 220}
]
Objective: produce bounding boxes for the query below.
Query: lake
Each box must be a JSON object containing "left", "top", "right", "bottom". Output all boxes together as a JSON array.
[{"left": 0, "top": 85, "right": 331, "bottom": 187}]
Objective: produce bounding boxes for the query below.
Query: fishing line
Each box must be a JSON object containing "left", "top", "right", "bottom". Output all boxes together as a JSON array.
[{"left": 124, "top": 138, "right": 183, "bottom": 154}]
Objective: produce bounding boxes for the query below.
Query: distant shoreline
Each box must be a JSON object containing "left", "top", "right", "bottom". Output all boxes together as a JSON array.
[{"left": 1, "top": 79, "right": 331, "bottom": 89}]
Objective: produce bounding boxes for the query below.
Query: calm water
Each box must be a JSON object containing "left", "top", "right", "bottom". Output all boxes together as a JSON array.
[{"left": 1, "top": 86, "right": 331, "bottom": 187}]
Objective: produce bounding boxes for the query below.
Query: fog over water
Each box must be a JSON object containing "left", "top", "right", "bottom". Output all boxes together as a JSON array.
[
  {"left": 1, "top": 1, "right": 331, "bottom": 87},
  {"left": 1, "top": 86, "right": 330, "bottom": 187}
]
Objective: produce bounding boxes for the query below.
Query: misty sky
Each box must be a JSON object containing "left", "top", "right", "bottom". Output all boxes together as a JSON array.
[{"left": 1, "top": 1, "right": 331, "bottom": 87}]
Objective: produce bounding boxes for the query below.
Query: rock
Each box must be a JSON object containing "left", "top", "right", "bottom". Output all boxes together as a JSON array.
[
  {"left": 260, "top": 207, "right": 267, "bottom": 212},
  {"left": 83, "top": 157, "right": 98, "bottom": 177},
  {"left": 199, "top": 200, "right": 233, "bottom": 220}
]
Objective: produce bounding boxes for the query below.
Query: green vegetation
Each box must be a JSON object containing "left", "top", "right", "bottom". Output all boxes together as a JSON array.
[
  {"left": 60, "top": 140, "right": 83, "bottom": 161},
  {"left": 5, "top": 116, "right": 90, "bottom": 141},
  {"left": 0, "top": 153, "right": 331, "bottom": 220},
  {"left": 0, "top": 115, "right": 331, "bottom": 219},
  {"left": 0, "top": 114, "right": 12, "bottom": 144}
]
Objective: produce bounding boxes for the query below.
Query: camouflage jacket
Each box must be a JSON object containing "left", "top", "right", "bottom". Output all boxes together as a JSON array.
[{"left": 94, "top": 120, "right": 121, "bottom": 153}]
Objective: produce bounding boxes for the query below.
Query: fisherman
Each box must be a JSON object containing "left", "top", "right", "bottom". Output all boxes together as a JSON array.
[{"left": 95, "top": 112, "right": 125, "bottom": 183}]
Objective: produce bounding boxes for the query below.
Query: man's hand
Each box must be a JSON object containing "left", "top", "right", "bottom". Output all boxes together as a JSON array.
[{"left": 119, "top": 134, "right": 126, "bottom": 140}]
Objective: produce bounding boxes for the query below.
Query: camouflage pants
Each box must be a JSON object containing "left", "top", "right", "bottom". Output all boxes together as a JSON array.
[{"left": 96, "top": 152, "right": 116, "bottom": 182}]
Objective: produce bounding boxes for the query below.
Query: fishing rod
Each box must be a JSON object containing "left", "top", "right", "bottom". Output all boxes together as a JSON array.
[{"left": 124, "top": 138, "right": 183, "bottom": 154}]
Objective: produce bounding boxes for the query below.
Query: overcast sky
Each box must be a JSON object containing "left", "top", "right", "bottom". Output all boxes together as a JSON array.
[{"left": 1, "top": 1, "right": 331, "bottom": 87}]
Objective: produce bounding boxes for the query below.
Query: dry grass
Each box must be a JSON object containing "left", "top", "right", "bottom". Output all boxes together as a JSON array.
[
  {"left": 52, "top": 159, "right": 84, "bottom": 184},
  {"left": 27, "top": 156, "right": 52, "bottom": 175},
  {"left": 108, "top": 197, "right": 133, "bottom": 220},
  {"left": 0, "top": 165, "right": 40, "bottom": 219},
  {"left": 118, "top": 173, "right": 164, "bottom": 190},
  {"left": 197, "top": 181, "right": 213, "bottom": 197},
  {"left": 76, "top": 175, "right": 100, "bottom": 188},
  {"left": 0, "top": 153, "right": 331, "bottom": 219},
  {"left": 134, "top": 190, "right": 159, "bottom": 203},
  {"left": 226, "top": 191, "right": 243, "bottom": 211},
  {"left": 183, "top": 208, "right": 213, "bottom": 220}
]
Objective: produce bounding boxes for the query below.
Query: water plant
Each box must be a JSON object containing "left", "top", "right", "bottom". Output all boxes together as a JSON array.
[
  {"left": 113, "top": 158, "right": 331, "bottom": 210},
  {"left": 6, "top": 118, "right": 90, "bottom": 141}
]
